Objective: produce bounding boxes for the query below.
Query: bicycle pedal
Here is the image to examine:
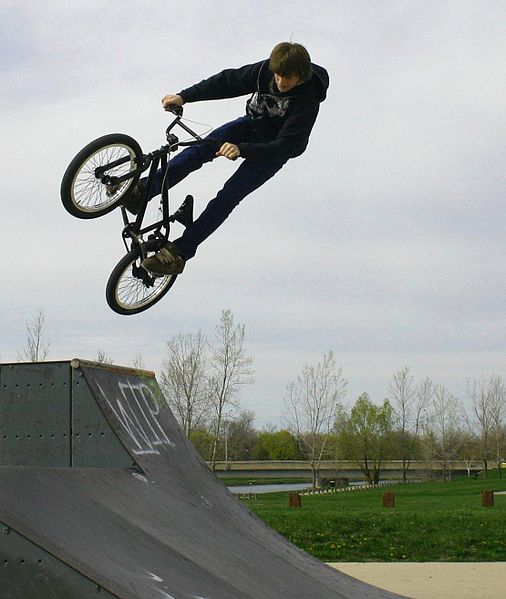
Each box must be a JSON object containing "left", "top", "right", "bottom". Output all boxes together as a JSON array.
[{"left": 173, "top": 195, "right": 194, "bottom": 228}]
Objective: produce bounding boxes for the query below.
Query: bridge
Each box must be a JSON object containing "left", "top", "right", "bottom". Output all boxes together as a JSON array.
[{"left": 212, "top": 459, "right": 483, "bottom": 481}]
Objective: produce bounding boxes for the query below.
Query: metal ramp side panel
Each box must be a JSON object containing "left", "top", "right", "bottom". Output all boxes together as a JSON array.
[
  {"left": 77, "top": 363, "right": 192, "bottom": 475},
  {"left": 71, "top": 366, "right": 135, "bottom": 468},
  {"left": 0, "top": 520, "right": 118, "bottom": 599},
  {"left": 0, "top": 362, "right": 71, "bottom": 467}
]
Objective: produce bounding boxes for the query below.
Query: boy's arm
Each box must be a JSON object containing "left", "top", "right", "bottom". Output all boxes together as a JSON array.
[{"left": 178, "top": 61, "right": 264, "bottom": 103}]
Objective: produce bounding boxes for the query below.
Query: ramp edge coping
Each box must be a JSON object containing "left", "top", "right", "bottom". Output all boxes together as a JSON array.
[{"left": 73, "top": 358, "right": 156, "bottom": 379}]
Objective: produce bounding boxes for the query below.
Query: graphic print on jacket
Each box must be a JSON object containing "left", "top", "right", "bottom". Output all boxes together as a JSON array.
[{"left": 246, "top": 92, "right": 291, "bottom": 119}]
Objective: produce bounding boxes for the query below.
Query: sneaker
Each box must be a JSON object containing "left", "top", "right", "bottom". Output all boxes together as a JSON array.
[
  {"left": 122, "top": 179, "right": 146, "bottom": 215},
  {"left": 105, "top": 179, "right": 144, "bottom": 215},
  {"left": 141, "top": 241, "right": 186, "bottom": 276}
]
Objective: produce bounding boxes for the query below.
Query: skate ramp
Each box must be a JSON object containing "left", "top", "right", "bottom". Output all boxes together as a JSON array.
[{"left": 0, "top": 360, "right": 406, "bottom": 598}]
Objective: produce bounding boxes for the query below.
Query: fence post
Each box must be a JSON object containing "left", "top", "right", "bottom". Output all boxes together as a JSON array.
[
  {"left": 383, "top": 491, "right": 395, "bottom": 508},
  {"left": 482, "top": 490, "right": 494, "bottom": 507},
  {"left": 289, "top": 492, "right": 302, "bottom": 508}
]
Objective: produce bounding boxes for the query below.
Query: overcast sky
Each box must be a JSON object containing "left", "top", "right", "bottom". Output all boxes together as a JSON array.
[{"left": 2, "top": 1, "right": 505, "bottom": 427}]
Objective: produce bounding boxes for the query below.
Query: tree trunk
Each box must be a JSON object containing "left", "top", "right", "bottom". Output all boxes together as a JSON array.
[{"left": 312, "top": 467, "right": 318, "bottom": 490}]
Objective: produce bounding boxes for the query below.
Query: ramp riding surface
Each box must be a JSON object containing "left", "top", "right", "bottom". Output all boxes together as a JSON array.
[{"left": 0, "top": 360, "right": 406, "bottom": 598}]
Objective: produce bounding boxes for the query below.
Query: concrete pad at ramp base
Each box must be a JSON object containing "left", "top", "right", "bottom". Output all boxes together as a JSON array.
[
  {"left": 331, "top": 563, "right": 506, "bottom": 599},
  {"left": 0, "top": 360, "right": 407, "bottom": 599}
]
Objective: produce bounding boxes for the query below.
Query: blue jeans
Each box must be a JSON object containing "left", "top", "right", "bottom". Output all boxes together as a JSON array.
[{"left": 150, "top": 117, "right": 285, "bottom": 259}]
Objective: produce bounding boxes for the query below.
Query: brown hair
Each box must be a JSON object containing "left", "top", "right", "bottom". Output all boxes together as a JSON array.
[{"left": 269, "top": 42, "right": 313, "bottom": 81}]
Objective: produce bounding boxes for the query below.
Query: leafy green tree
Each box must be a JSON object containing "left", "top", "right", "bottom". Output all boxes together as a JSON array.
[
  {"left": 189, "top": 429, "right": 214, "bottom": 461},
  {"left": 336, "top": 393, "right": 394, "bottom": 485},
  {"left": 253, "top": 430, "right": 300, "bottom": 460}
]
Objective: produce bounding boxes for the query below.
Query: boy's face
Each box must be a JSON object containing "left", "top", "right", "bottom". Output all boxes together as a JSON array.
[{"left": 274, "top": 73, "right": 301, "bottom": 93}]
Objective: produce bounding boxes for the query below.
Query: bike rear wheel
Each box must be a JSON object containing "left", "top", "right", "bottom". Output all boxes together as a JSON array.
[
  {"left": 106, "top": 240, "right": 177, "bottom": 315},
  {"left": 61, "top": 133, "right": 143, "bottom": 219}
]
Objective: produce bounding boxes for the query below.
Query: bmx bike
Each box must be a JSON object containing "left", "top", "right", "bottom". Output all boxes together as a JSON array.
[{"left": 60, "top": 106, "right": 206, "bottom": 316}]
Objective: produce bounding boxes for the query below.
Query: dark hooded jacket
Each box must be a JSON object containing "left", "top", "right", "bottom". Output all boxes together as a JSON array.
[{"left": 178, "top": 60, "right": 329, "bottom": 163}]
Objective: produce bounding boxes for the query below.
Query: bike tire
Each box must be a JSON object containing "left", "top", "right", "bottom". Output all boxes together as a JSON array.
[
  {"left": 106, "top": 240, "right": 178, "bottom": 315},
  {"left": 60, "top": 133, "right": 143, "bottom": 219}
]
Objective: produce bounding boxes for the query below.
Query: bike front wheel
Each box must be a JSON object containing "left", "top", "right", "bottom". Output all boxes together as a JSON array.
[
  {"left": 61, "top": 133, "right": 143, "bottom": 219},
  {"left": 106, "top": 240, "right": 178, "bottom": 315}
]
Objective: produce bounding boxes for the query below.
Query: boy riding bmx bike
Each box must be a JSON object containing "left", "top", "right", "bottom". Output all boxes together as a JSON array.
[{"left": 128, "top": 41, "right": 329, "bottom": 276}]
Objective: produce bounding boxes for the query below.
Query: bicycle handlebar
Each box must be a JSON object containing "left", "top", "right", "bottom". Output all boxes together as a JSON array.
[
  {"left": 164, "top": 106, "right": 236, "bottom": 158},
  {"left": 166, "top": 104, "right": 183, "bottom": 117}
]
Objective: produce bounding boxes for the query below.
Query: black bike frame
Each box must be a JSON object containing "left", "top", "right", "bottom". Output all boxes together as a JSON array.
[{"left": 105, "top": 110, "right": 205, "bottom": 257}]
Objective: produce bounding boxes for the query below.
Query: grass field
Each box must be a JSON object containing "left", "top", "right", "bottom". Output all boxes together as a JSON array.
[{"left": 242, "top": 474, "right": 506, "bottom": 562}]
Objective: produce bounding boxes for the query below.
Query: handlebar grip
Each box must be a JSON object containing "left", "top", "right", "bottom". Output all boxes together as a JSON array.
[{"left": 167, "top": 105, "right": 183, "bottom": 117}]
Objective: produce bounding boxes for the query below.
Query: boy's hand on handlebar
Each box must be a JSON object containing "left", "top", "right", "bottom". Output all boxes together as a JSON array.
[
  {"left": 216, "top": 142, "right": 240, "bottom": 161},
  {"left": 161, "top": 94, "right": 184, "bottom": 110}
]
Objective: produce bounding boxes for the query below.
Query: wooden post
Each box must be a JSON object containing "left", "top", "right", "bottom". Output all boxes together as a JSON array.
[
  {"left": 383, "top": 491, "right": 395, "bottom": 508},
  {"left": 289, "top": 492, "right": 302, "bottom": 508},
  {"left": 482, "top": 490, "right": 494, "bottom": 507}
]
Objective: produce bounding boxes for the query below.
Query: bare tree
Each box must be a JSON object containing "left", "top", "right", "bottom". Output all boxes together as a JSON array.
[
  {"left": 415, "top": 378, "right": 435, "bottom": 478},
  {"left": 132, "top": 353, "right": 146, "bottom": 370},
  {"left": 18, "top": 307, "right": 49, "bottom": 362},
  {"left": 389, "top": 366, "right": 416, "bottom": 482},
  {"left": 160, "top": 331, "right": 210, "bottom": 437},
  {"left": 221, "top": 410, "right": 257, "bottom": 462},
  {"left": 389, "top": 368, "right": 433, "bottom": 481},
  {"left": 208, "top": 310, "right": 254, "bottom": 471},
  {"left": 467, "top": 376, "right": 496, "bottom": 478},
  {"left": 284, "top": 351, "right": 347, "bottom": 489},
  {"left": 416, "top": 378, "right": 435, "bottom": 435},
  {"left": 489, "top": 376, "right": 506, "bottom": 477},
  {"left": 96, "top": 350, "right": 114, "bottom": 364},
  {"left": 428, "top": 384, "right": 461, "bottom": 480},
  {"left": 458, "top": 429, "right": 480, "bottom": 476}
]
